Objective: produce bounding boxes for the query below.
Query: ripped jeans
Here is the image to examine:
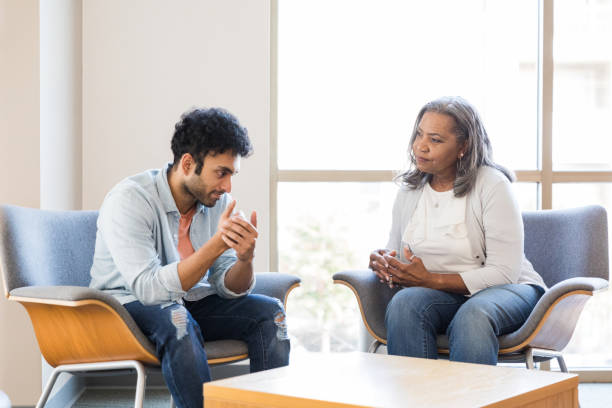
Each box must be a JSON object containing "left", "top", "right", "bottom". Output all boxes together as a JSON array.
[{"left": 124, "top": 294, "right": 290, "bottom": 408}]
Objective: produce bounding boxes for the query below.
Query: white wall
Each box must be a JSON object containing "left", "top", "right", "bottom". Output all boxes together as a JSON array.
[
  {"left": 82, "top": 0, "right": 272, "bottom": 271},
  {"left": 0, "top": 0, "right": 272, "bottom": 404},
  {"left": 0, "top": 0, "right": 43, "bottom": 405}
]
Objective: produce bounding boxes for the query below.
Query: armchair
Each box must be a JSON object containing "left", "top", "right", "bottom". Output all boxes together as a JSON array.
[
  {"left": 334, "top": 205, "right": 609, "bottom": 372},
  {"left": 0, "top": 205, "right": 300, "bottom": 407}
]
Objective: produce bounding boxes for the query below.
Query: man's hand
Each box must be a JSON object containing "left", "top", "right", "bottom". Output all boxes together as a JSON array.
[
  {"left": 215, "top": 200, "right": 236, "bottom": 249},
  {"left": 369, "top": 248, "right": 397, "bottom": 285},
  {"left": 219, "top": 205, "right": 258, "bottom": 262},
  {"left": 178, "top": 201, "right": 236, "bottom": 292}
]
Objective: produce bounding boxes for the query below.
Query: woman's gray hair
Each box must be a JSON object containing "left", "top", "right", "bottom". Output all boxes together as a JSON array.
[{"left": 396, "top": 96, "right": 514, "bottom": 196}]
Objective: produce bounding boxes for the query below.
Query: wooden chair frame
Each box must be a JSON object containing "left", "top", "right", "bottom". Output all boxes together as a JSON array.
[{"left": 6, "top": 280, "right": 300, "bottom": 408}]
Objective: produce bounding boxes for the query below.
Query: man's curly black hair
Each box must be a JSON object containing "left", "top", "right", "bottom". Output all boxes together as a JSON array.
[{"left": 171, "top": 108, "right": 253, "bottom": 174}]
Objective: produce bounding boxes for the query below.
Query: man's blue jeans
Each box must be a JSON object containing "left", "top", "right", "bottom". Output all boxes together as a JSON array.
[
  {"left": 385, "top": 284, "right": 545, "bottom": 365},
  {"left": 125, "top": 294, "right": 290, "bottom": 408}
]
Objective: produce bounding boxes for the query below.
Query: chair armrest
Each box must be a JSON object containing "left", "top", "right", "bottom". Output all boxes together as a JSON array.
[
  {"left": 333, "top": 270, "right": 400, "bottom": 342},
  {"left": 497, "top": 277, "right": 608, "bottom": 352},
  {"left": 545, "top": 276, "right": 608, "bottom": 297},
  {"left": 252, "top": 272, "right": 301, "bottom": 307},
  {"left": 527, "top": 277, "right": 609, "bottom": 324},
  {"left": 10, "top": 285, "right": 123, "bottom": 305}
]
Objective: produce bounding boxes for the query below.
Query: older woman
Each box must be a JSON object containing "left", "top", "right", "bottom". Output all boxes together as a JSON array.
[{"left": 369, "top": 96, "right": 546, "bottom": 365}]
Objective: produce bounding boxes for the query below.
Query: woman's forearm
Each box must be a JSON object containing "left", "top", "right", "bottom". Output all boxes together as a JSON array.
[{"left": 428, "top": 272, "right": 469, "bottom": 295}]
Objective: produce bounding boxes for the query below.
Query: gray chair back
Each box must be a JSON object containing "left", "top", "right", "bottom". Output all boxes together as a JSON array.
[
  {"left": 0, "top": 205, "right": 98, "bottom": 294},
  {"left": 523, "top": 205, "right": 609, "bottom": 287}
]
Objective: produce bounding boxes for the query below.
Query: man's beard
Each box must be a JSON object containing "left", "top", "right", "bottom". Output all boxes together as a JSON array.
[
  {"left": 185, "top": 182, "right": 224, "bottom": 208},
  {"left": 201, "top": 190, "right": 225, "bottom": 207}
]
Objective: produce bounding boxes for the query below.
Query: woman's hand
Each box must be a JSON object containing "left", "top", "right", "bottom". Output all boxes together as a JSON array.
[
  {"left": 383, "top": 247, "right": 432, "bottom": 288},
  {"left": 369, "top": 249, "right": 397, "bottom": 285}
]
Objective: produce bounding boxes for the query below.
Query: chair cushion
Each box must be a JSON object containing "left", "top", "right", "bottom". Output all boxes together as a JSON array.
[{"left": 204, "top": 340, "right": 248, "bottom": 359}]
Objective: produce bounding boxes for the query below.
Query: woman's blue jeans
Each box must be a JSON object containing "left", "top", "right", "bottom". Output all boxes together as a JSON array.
[
  {"left": 385, "top": 284, "right": 544, "bottom": 365},
  {"left": 125, "top": 294, "right": 290, "bottom": 408}
]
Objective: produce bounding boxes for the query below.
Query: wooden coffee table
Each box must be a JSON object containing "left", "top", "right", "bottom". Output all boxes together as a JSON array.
[{"left": 204, "top": 352, "right": 578, "bottom": 407}]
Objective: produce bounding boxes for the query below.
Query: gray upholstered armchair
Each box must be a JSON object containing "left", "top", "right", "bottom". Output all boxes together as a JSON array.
[
  {"left": 334, "top": 205, "right": 609, "bottom": 372},
  {"left": 0, "top": 205, "right": 300, "bottom": 408}
]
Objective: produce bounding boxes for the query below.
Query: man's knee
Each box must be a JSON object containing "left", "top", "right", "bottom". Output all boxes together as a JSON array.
[
  {"left": 158, "top": 304, "right": 203, "bottom": 348},
  {"left": 255, "top": 295, "right": 289, "bottom": 341},
  {"left": 169, "top": 305, "right": 190, "bottom": 340},
  {"left": 271, "top": 303, "right": 289, "bottom": 341}
]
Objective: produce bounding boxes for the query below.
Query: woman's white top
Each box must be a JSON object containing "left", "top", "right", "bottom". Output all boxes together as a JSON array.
[
  {"left": 387, "top": 166, "right": 546, "bottom": 295},
  {"left": 404, "top": 183, "right": 480, "bottom": 274}
]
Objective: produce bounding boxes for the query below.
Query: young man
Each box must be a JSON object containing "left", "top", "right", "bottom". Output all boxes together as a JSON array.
[{"left": 89, "top": 108, "right": 290, "bottom": 408}]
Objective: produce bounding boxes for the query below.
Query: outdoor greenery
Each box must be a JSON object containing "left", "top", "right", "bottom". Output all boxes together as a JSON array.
[{"left": 280, "top": 214, "right": 362, "bottom": 352}]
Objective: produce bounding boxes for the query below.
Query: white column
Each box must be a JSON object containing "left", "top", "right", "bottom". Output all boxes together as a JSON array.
[
  {"left": 39, "top": 0, "right": 84, "bottom": 401},
  {"left": 40, "top": 0, "right": 82, "bottom": 211}
]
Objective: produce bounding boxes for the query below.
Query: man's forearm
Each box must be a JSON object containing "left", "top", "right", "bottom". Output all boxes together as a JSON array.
[
  {"left": 224, "top": 259, "right": 254, "bottom": 294},
  {"left": 177, "top": 234, "right": 227, "bottom": 291}
]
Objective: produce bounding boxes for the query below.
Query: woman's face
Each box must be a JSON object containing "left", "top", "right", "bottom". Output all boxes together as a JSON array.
[{"left": 412, "top": 111, "right": 465, "bottom": 179}]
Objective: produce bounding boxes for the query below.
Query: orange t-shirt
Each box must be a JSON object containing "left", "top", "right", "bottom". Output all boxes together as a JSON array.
[{"left": 177, "top": 206, "right": 197, "bottom": 260}]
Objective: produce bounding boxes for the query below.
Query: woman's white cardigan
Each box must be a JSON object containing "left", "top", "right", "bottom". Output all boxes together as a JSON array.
[{"left": 386, "top": 166, "right": 546, "bottom": 295}]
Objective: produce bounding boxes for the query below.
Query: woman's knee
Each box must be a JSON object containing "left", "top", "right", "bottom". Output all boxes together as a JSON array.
[
  {"left": 448, "top": 301, "right": 496, "bottom": 339},
  {"left": 386, "top": 287, "right": 436, "bottom": 325}
]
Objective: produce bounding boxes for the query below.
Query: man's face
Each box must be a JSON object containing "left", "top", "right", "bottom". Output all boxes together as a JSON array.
[{"left": 183, "top": 152, "right": 241, "bottom": 207}]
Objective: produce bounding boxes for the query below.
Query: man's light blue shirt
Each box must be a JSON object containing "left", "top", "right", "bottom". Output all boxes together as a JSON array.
[{"left": 89, "top": 164, "right": 254, "bottom": 306}]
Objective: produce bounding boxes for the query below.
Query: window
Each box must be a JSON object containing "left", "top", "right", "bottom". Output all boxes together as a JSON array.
[
  {"left": 274, "top": 0, "right": 612, "bottom": 371},
  {"left": 278, "top": 0, "right": 538, "bottom": 172},
  {"left": 278, "top": 182, "right": 396, "bottom": 351},
  {"left": 553, "top": 0, "right": 612, "bottom": 171},
  {"left": 549, "top": 0, "right": 612, "bottom": 370}
]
